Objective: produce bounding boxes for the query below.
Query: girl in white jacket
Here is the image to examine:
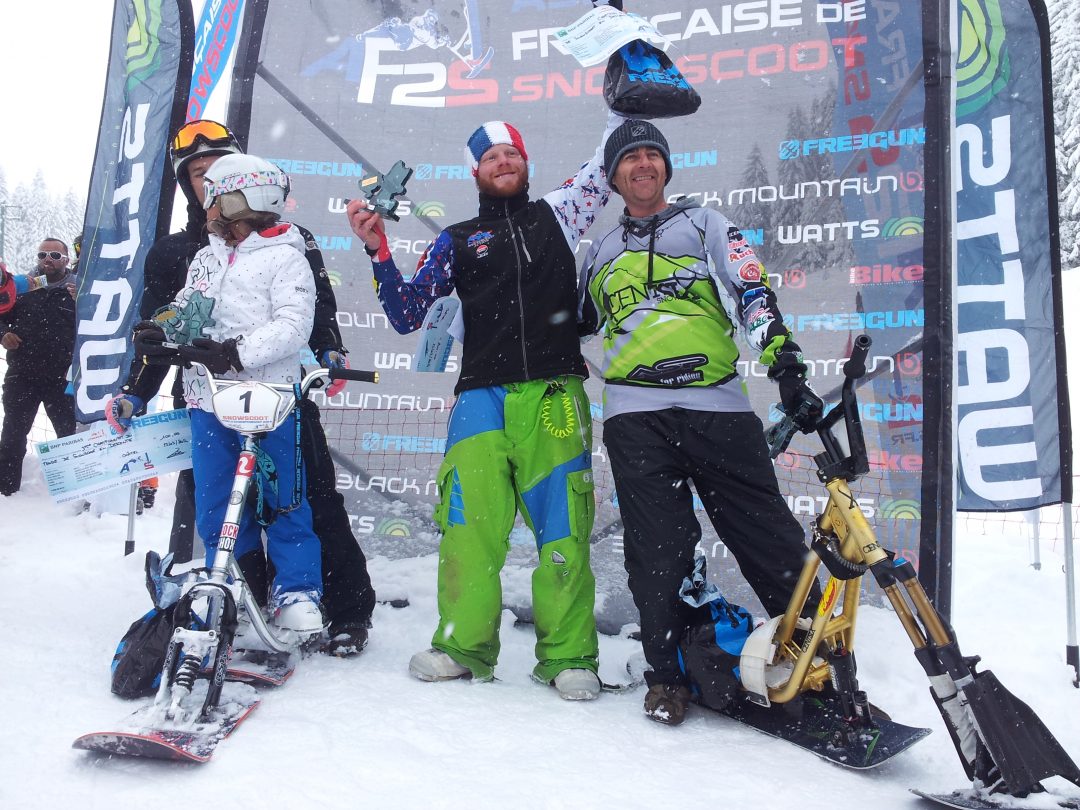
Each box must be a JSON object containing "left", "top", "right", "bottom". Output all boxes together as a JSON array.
[{"left": 156, "top": 154, "right": 323, "bottom": 637}]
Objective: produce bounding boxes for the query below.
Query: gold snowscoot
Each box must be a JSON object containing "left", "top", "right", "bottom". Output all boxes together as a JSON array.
[{"left": 748, "top": 334, "right": 1080, "bottom": 801}]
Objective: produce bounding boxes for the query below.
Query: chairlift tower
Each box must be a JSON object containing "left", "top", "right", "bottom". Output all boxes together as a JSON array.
[{"left": 0, "top": 203, "right": 23, "bottom": 263}]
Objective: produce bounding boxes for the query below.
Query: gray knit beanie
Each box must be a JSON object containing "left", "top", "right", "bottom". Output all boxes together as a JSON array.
[{"left": 604, "top": 119, "right": 673, "bottom": 191}]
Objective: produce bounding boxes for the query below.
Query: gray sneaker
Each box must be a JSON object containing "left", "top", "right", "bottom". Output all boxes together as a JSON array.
[
  {"left": 553, "top": 668, "right": 601, "bottom": 701},
  {"left": 409, "top": 648, "right": 471, "bottom": 682}
]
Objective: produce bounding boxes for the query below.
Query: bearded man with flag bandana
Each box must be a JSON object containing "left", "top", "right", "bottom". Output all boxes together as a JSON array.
[{"left": 347, "top": 108, "right": 623, "bottom": 700}]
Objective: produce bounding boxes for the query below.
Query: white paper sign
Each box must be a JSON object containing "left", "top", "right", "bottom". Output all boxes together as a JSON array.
[
  {"left": 35, "top": 409, "right": 193, "bottom": 503},
  {"left": 553, "top": 6, "right": 667, "bottom": 67}
]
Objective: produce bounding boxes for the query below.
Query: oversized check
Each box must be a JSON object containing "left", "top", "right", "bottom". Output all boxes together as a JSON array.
[
  {"left": 35, "top": 409, "right": 193, "bottom": 503},
  {"left": 554, "top": 5, "right": 667, "bottom": 67}
]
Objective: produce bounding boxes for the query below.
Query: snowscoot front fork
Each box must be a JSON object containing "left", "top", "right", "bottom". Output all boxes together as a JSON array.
[
  {"left": 156, "top": 438, "right": 291, "bottom": 721},
  {"left": 767, "top": 476, "right": 954, "bottom": 708},
  {"left": 207, "top": 437, "right": 293, "bottom": 656},
  {"left": 157, "top": 581, "right": 239, "bottom": 722}
]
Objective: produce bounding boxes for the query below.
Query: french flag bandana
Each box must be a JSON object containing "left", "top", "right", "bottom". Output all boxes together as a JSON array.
[{"left": 464, "top": 121, "right": 528, "bottom": 175}]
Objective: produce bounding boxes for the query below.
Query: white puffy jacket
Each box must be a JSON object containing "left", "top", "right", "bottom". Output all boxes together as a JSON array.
[{"left": 172, "top": 223, "right": 315, "bottom": 411}]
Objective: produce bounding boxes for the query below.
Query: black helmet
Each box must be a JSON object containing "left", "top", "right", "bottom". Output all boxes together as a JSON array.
[{"left": 169, "top": 119, "right": 243, "bottom": 202}]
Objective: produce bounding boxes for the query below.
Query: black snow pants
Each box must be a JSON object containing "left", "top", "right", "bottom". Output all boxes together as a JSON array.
[
  {"left": 604, "top": 408, "right": 814, "bottom": 688},
  {"left": 299, "top": 398, "right": 376, "bottom": 629},
  {"left": 0, "top": 371, "right": 75, "bottom": 494}
]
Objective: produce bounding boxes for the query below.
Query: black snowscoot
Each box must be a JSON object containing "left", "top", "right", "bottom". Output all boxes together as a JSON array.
[
  {"left": 743, "top": 334, "right": 1080, "bottom": 808},
  {"left": 74, "top": 355, "right": 378, "bottom": 762}
]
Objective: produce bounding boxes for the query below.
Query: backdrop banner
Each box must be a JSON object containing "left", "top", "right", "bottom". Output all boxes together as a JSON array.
[
  {"left": 231, "top": 0, "right": 933, "bottom": 629},
  {"left": 186, "top": 0, "right": 247, "bottom": 121}
]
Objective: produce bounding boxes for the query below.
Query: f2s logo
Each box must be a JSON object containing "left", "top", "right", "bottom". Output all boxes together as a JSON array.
[{"left": 357, "top": 39, "right": 497, "bottom": 108}]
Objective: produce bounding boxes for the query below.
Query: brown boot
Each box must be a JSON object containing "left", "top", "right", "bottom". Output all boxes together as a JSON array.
[{"left": 644, "top": 684, "right": 692, "bottom": 725}]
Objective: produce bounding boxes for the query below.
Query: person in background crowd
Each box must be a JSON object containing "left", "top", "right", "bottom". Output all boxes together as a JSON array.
[
  {"left": 0, "top": 239, "right": 77, "bottom": 495},
  {"left": 108, "top": 120, "right": 376, "bottom": 654},
  {"left": 70, "top": 233, "right": 83, "bottom": 275},
  {"left": 346, "top": 106, "right": 624, "bottom": 700},
  {"left": 579, "top": 120, "right": 823, "bottom": 725}
]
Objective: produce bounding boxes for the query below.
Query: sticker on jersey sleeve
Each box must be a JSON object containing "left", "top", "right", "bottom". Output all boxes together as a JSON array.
[{"left": 738, "top": 261, "right": 762, "bottom": 282}]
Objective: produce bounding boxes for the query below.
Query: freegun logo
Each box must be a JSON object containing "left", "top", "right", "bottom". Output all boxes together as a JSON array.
[
  {"left": 787, "top": 309, "right": 924, "bottom": 332},
  {"left": 269, "top": 159, "right": 365, "bottom": 177},
  {"left": 138, "top": 410, "right": 188, "bottom": 426},
  {"left": 361, "top": 433, "right": 447, "bottom": 453},
  {"left": 769, "top": 401, "right": 923, "bottom": 424},
  {"left": 779, "top": 128, "right": 925, "bottom": 160}
]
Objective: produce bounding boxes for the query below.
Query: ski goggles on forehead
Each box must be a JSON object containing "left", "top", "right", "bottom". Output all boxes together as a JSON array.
[
  {"left": 171, "top": 120, "right": 234, "bottom": 158},
  {"left": 37, "top": 251, "right": 67, "bottom": 261}
]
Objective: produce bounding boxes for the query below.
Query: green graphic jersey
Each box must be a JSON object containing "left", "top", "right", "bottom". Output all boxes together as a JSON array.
[
  {"left": 579, "top": 199, "right": 792, "bottom": 419},
  {"left": 587, "top": 249, "right": 740, "bottom": 387}
]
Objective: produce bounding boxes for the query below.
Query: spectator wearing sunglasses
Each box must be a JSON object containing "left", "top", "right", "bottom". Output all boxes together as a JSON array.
[{"left": 0, "top": 238, "right": 77, "bottom": 495}]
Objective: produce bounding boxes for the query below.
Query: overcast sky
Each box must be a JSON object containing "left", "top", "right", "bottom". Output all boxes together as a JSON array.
[{"left": 0, "top": 2, "right": 121, "bottom": 195}]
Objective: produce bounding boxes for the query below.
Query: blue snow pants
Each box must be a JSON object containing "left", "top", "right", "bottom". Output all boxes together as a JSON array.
[{"left": 189, "top": 408, "right": 322, "bottom": 606}]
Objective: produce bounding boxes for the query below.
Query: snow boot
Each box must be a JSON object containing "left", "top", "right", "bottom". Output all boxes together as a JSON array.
[
  {"left": 326, "top": 621, "right": 370, "bottom": 657},
  {"left": 409, "top": 648, "right": 471, "bottom": 682},
  {"left": 644, "top": 683, "right": 692, "bottom": 725},
  {"left": 273, "top": 600, "right": 323, "bottom": 638},
  {"left": 553, "top": 669, "right": 601, "bottom": 701}
]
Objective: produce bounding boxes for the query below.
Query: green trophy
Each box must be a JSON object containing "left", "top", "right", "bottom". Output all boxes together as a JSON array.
[{"left": 359, "top": 160, "right": 413, "bottom": 222}]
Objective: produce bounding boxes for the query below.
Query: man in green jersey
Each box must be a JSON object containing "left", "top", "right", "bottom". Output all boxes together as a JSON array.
[{"left": 579, "top": 119, "right": 823, "bottom": 725}]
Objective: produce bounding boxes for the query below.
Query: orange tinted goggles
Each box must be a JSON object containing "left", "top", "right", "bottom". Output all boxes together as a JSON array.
[{"left": 171, "top": 120, "right": 234, "bottom": 156}]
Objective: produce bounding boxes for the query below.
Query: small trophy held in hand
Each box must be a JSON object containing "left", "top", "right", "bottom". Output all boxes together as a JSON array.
[{"left": 359, "top": 160, "right": 413, "bottom": 221}]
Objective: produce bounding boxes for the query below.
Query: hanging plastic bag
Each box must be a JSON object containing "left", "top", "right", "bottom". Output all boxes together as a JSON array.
[
  {"left": 603, "top": 40, "right": 701, "bottom": 119},
  {"left": 677, "top": 556, "right": 754, "bottom": 711}
]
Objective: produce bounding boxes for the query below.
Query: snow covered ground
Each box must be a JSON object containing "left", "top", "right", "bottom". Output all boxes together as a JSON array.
[
  {"left": 1, "top": 467, "right": 1078, "bottom": 809},
  {"left": 1, "top": 270, "right": 1076, "bottom": 806},
  {"left": 1, "top": 271, "right": 1076, "bottom": 809}
]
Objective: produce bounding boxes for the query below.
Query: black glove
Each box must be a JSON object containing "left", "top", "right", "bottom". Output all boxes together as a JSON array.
[
  {"left": 178, "top": 337, "right": 244, "bottom": 374},
  {"left": 776, "top": 371, "right": 824, "bottom": 432},
  {"left": 769, "top": 343, "right": 823, "bottom": 432},
  {"left": 593, "top": 0, "right": 623, "bottom": 8},
  {"left": 132, "top": 321, "right": 172, "bottom": 357}
]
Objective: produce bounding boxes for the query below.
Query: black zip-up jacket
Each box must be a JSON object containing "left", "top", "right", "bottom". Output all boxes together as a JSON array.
[
  {"left": 451, "top": 190, "right": 588, "bottom": 391},
  {"left": 125, "top": 200, "right": 343, "bottom": 405},
  {"left": 374, "top": 190, "right": 590, "bottom": 393},
  {"left": 369, "top": 112, "right": 618, "bottom": 394},
  {"left": 1, "top": 275, "right": 76, "bottom": 380}
]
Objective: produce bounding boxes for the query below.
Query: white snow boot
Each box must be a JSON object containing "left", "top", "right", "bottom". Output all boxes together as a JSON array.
[
  {"left": 273, "top": 599, "right": 323, "bottom": 637},
  {"left": 409, "top": 648, "right": 471, "bottom": 682},
  {"left": 553, "top": 668, "right": 601, "bottom": 701}
]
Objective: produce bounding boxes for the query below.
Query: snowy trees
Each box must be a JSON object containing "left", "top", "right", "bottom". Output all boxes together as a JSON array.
[
  {"left": 0, "top": 172, "right": 85, "bottom": 273},
  {"left": 1048, "top": 0, "right": 1080, "bottom": 269}
]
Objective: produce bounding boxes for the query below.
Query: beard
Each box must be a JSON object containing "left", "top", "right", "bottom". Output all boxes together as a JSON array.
[{"left": 475, "top": 168, "right": 528, "bottom": 198}]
